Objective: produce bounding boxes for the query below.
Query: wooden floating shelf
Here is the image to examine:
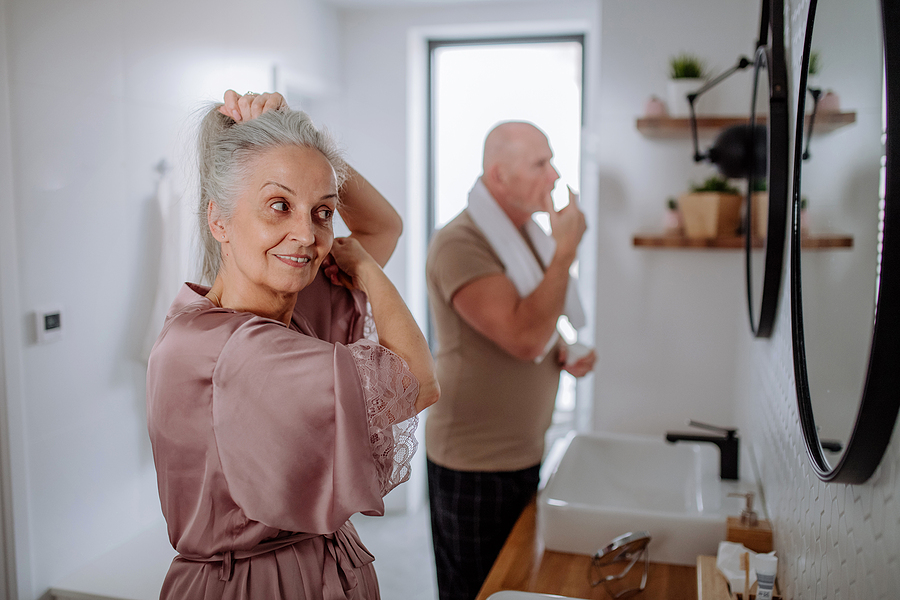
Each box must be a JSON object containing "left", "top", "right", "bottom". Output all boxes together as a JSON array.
[
  {"left": 633, "top": 233, "right": 853, "bottom": 249},
  {"left": 636, "top": 111, "right": 856, "bottom": 138}
]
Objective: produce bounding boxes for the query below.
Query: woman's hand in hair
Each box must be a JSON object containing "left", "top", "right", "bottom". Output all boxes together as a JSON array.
[
  {"left": 324, "top": 237, "right": 379, "bottom": 294},
  {"left": 218, "top": 90, "right": 287, "bottom": 123}
]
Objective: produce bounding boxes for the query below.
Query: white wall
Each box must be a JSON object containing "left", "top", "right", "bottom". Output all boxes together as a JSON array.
[
  {"left": 592, "top": 0, "right": 764, "bottom": 435},
  {"left": 0, "top": 0, "right": 341, "bottom": 597}
]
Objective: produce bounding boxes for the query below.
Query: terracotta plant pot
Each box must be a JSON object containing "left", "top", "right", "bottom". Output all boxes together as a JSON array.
[
  {"left": 751, "top": 192, "right": 769, "bottom": 240},
  {"left": 678, "top": 192, "right": 742, "bottom": 239}
]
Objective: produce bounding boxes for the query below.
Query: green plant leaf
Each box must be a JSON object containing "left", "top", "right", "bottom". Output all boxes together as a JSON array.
[
  {"left": 669, "top": 53, "right": 706, "bottom": 79},
  {"left": 690, "top": 175, "right": 740, "bottom": 194},
  {"left": 808, "top": 50, "right": 821, "bottom": 76}
]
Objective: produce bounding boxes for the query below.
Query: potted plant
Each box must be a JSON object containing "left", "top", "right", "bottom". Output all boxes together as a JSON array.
[
  {"left": 667, "top": 53, "right": 706, "bottom": 117},
  {"left": 805, "top": 50, "right": 840, "bottom": 112},
  {"left": 678, "top": 175, "right": 742, "bottom": 239},
  {"left": 750, "top": 178, "right": 768, "bottom": 240},
  {"left": 800, "top": 196, "right": 810, "bottom": 236},
  {"left": 808, "top": 50, "right": 822, "bottom": 80},
  {"left": 664, "top": 197, "right": 683, "bottom": 234},
  {"left": 807, "top": 49, "right": 823, "bottom": 102}
]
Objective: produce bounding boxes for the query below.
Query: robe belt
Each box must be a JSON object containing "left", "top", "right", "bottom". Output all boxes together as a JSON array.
[{"left": 176, "top": 524, "right": 375, "bottom": 599}]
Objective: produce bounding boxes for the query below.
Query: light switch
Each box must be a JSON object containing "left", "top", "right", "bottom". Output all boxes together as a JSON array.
[{"left": 34, "top": 306, "right": 63, "bottom": 343}]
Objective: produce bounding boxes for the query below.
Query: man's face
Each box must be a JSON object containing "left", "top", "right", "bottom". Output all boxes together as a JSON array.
[{"left": 504, "top": 130, "right": 560, "bottom": 216}]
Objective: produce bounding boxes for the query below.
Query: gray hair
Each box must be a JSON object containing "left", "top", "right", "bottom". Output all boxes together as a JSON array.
[{"left": 196, "top": 105, "right": 348, "bottom": 284}]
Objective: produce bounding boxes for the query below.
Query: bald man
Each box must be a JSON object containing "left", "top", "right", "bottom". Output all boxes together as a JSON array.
[{"left": 425, "top": 122, "right": 596, "bottom": 600}]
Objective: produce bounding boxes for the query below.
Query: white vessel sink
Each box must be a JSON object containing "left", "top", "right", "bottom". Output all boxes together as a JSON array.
[{"left": 538, "top": 432, "right": 759, "bottom": 565}]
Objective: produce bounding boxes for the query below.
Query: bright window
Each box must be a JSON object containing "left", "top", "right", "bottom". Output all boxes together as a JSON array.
[{"left": 428, "top": 36, "right": 584, "bottom": 421}]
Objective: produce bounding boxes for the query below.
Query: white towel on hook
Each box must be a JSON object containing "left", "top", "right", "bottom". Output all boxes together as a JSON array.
[
  {"left": 466, "top": 177, "right": 586, "bottom": 362},
  {"left": 141, "top": 165, "right": 183, "bottom": 363}
]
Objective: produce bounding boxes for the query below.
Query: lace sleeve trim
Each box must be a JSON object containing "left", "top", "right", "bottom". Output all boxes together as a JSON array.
[
  {"left": 362, "top": 300, "right": 378, "bottom": 343},
  {"left": 347, "top": 340, "right": 419, "bottom": 497}
]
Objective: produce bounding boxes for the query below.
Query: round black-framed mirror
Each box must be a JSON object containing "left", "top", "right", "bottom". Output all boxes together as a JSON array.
[
  {"left": 791, "top": 0, "right": 900, "bottom": 483},
  {"left": 745, "top": 1, "right": 789, "bottom": 339}
]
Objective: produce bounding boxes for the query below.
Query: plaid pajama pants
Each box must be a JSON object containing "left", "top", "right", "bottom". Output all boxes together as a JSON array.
[{"left": 426, "top": 459, "right": 541, "bottom": 600}]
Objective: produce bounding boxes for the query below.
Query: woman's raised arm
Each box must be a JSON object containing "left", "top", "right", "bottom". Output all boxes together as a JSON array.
[
  {"left": 339, "top": 168, "right": 402, "bottom": 268},
  {"left": 328, "top": 238, "right": 439, "bottom": 414}
]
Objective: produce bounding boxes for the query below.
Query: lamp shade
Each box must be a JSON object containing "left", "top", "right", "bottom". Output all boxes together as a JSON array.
[{"left": 706, "top": 124, "right": 767, "bottom": 178}]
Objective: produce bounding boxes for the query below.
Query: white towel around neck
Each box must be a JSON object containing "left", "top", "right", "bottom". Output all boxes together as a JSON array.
[{"left": 466, "top": 178, "right": 586, "bottom": 361}]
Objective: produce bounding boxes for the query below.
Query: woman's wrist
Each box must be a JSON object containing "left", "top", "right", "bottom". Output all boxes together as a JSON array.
[{"left": 350, "top": 258, "right": 386, "bottom": 296}]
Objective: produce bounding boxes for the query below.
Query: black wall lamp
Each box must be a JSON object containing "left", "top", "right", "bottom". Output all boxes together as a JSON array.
[
  {"left": 686, "top": 56, "right": 765, "bottom": 178},
  {"left": 686, "top": 0, "right": 772, "bottom": 180}
]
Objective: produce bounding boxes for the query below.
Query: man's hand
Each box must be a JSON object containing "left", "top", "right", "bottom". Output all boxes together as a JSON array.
[
  {"left": 547, "top": 186, "right": 587, "bottom": 262},
  {"left": 558, "top": 345, "right": 596, "bottom": 377},
  {"left": 218, "top": 90, "right": 286, "bottom": 123}
]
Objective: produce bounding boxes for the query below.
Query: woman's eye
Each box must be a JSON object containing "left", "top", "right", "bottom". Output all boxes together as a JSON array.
[
  {"left": 317, "top": 208, "right": 334, "bottom": 220},
  {"left": 272, "top": 201, "right": 289, "bottom": 212}
]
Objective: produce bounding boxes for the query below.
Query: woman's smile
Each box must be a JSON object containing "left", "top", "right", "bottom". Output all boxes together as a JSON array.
[{"left": 274, "top": 253, "right": 313, "bottom": 267}]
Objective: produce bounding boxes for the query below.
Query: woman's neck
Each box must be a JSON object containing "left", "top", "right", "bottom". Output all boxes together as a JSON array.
[{"left": 207, "top": 276, "right": 297, "bottom": 326}]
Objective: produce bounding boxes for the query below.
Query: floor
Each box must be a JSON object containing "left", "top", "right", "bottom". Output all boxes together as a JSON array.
[
  {"left": 47, "top": 510, "right": 438, "bottom": 600},
  {"left": 351, "top": 506, "right": 439, "bottom": 600}
]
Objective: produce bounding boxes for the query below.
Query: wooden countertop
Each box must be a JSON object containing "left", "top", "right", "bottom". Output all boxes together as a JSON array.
[{"left": 475, "top": 498, "right": 697, "bottom": 600}]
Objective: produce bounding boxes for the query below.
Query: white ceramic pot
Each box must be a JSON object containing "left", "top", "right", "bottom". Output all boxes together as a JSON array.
[{"left": 667, "top": 78, "right": 705, "bottom": 117}]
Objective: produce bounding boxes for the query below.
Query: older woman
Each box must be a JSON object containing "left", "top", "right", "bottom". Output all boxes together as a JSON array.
[{"left": 146, "top": 90, "right": 439, "bottom": 599}]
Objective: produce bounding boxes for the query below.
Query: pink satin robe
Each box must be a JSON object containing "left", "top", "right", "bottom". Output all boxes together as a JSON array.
[{"left": 146, "top": 273, "right": 419, "bottom": 599}]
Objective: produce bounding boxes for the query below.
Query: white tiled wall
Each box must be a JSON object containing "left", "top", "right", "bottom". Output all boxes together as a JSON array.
[
  {"left": 744, "top": 291, "right": 900, "bottom": 599},
  {"left": 740, "top": 4, "right": 900, "bottom": 597}
]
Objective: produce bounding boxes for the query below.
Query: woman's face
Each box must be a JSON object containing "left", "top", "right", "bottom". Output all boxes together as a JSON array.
[{"left": 217, "top": 144, "right": 338, "bottom": 299}]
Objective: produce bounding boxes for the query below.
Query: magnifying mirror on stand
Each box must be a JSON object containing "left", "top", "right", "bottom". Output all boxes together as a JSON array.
[{"left": 590, "top": 531, "right": 651, "bottom": 599}]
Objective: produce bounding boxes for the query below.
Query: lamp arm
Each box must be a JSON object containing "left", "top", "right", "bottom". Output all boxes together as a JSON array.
[
  {"left": 802, "top": 87, "right": 822, "bottom": 160},
  {"left": 688, "top": 56, "right": 753, "bottom": 163},
  {"left": 690, "top": 57, "right": 752, "bottom": 100},
  {"left": 689, "top": 95, "right": 705, "bottom": 162}
]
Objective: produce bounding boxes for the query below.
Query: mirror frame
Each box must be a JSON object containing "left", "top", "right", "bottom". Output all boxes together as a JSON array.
[
  {"left": 790, "top": 0, "right": 900, "bottom": 483},
  {"left": 745, "top": 0, "right": 789, "bottom": 338}
]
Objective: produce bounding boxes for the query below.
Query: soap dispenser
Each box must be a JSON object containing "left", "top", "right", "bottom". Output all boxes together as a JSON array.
[{"left": 726, "top": 492, "right": 773, "bottom": 553}]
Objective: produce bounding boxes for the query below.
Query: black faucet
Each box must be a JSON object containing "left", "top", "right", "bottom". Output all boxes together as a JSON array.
[{"left": 665, "top": 420, "right": 739, "bottom": 480}]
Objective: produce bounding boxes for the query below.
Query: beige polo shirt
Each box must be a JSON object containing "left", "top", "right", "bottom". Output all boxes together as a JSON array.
[{"left": 425, "top": 210, "right": 561, "bottom": 472}]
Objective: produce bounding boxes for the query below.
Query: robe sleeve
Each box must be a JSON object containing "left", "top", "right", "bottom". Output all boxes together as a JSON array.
[
  {"left": 346, "top": 340, "right": 419, "bottom": 497},
  {"left": 293, "top": 268, "right": 367, "bottom": 344},
  {"left": 212, "top": 318, "right": 383, "bottom": 535}
]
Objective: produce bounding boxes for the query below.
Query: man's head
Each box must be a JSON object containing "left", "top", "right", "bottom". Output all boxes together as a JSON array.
[{"left": 481, "top": 121, "right": 560, "bottom": 226}]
